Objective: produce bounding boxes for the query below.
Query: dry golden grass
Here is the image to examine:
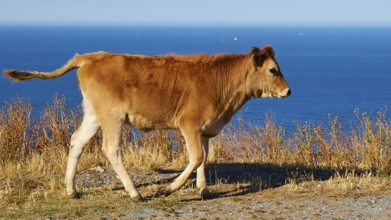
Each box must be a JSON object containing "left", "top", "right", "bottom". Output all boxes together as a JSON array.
[{"left": 0, "top": 95, "right": 390, "bottom": 218}]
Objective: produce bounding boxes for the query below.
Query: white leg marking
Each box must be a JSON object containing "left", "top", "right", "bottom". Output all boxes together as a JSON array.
[
  {"left": 196, "top": 137, "right": 209, "bottom": 190},
  {"left": 101, "top": 121, "right": 141, "bottom": 200},
  {"left": 65, "top": 99, "right": 99, "bottom": 196}
]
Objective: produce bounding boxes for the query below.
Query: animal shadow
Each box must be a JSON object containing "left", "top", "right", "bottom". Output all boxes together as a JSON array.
[{"left": 156, "top": 163, "right": 337, "bottom": 200}]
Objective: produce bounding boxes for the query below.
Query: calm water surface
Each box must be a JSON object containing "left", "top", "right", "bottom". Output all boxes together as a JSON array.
[{"left": 1, "top": 26, "right": 390, "bottom": 132}]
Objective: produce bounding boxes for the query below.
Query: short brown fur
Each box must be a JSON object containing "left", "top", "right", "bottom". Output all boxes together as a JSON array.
[{"left": 3, "top": 45, "right": 290, "bottom": 199}]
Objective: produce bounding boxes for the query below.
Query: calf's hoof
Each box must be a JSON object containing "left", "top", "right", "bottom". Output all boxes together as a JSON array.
[
  {"left": 67, "top": 191, "right": 82, "bottom": 199},
  {"left": 200, "top": 188, "right": 213, "bottom": 200},
  {"left": 154, "top": 185, "right": 173, "bottom": 197},
  {"left": 130, "top": 194, "right": 144, "bottom": 202},
  {"left": 164, "top": 185, "right": 173, "bottom": 197}
]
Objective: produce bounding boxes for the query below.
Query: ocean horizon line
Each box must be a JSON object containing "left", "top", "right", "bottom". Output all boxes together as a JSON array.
[{"left": 1, "top": 21, "right": 391, "bottom": 28}]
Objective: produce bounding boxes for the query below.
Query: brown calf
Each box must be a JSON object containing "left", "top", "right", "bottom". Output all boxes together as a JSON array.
[{"left": 3, "top": 45, "right": 291, "bottom": 200}]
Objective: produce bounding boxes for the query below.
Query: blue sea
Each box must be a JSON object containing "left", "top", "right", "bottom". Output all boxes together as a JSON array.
[{"left": 1, "top": 25, "right": 391, "bottom": 132}]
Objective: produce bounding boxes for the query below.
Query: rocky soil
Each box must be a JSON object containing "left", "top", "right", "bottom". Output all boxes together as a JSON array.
[{"left": 74, "top": 164, "right": 391, "bottom": 219}]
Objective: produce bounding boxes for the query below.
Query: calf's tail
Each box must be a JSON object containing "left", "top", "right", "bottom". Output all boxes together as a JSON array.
[{"left": 3, "top": 54, "right": 82, "bottom": 82}]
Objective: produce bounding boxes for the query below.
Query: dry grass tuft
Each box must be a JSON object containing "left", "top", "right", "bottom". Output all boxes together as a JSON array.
[
  {"left": 0, "top": 98, "right": 32, "bottom": 163},
  {"left": 283, "top": 171, "right": 391, "bottom": 197},
  {"left": 213, "top": 111, "right": 391, "bottom": 174}
]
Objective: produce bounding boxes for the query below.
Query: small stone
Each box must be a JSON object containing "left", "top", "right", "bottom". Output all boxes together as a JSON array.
[{"left": 88, "top": 165, "right": 105, "bottom": 173}]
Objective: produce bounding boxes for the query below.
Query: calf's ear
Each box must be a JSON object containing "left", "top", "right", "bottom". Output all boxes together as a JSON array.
[
  {"left": 251, "top": 46, "right": 263, "bottom": 66},
  {"left": 252, "top": 47, "right": 261, "bottom": 56},
  {"left": 251, "top": 45, "right": 275, "bottom": 67},
  {"left": 260, "top": 45, "right": 275, "bottom": 57}
]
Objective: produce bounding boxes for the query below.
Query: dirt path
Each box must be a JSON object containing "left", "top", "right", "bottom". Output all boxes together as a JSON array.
[{"left": 74, "top": 164, "right": 391, "bottom": 219}]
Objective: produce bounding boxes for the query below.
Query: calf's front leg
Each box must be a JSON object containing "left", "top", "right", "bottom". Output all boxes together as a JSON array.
[
  {"left": 196, "top": 136, "right": 212, "bottom": 199},
  {"left": 164, "top": 125, "right": 203, "bottom": 196}
]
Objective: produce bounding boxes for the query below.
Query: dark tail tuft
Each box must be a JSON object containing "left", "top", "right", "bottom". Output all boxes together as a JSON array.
[{"left": 3, "top": 69, "right": 35, "bottom": 82}]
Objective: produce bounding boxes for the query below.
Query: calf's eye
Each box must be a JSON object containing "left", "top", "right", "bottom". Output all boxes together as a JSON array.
[{"left": 269, "top": 68, "right": 277, "bottom": 74}]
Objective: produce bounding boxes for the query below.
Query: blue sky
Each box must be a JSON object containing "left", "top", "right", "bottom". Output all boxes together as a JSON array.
[{"left": 0, "top": 0, "right": 390, "bottom": 25}]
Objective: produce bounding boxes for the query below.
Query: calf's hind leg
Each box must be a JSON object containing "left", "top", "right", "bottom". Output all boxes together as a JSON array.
[
  {"left": 65, "top": 103, "right": 99, "bottom": 197},
  {"left": 100, "top": 119, "right": 142, "bottom": 201}
]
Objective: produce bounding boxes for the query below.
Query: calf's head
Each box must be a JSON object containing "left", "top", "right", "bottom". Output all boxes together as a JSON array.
[{"left": 247, "top": 45, "right": 291, "bottom": 99}]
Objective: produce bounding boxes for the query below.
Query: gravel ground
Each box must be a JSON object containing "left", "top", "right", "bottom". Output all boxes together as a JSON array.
[
  {"left": 74, "top": 164, "right": 391, "bottom": 220},
  {"left": 122, "top": 194, "right": 391, "bottom": 220}
]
